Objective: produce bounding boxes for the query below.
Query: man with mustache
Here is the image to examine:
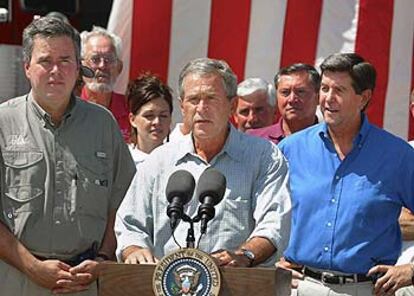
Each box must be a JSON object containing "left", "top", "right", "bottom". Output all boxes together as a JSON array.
[
  {"left": 80, "top": 27, "right": 130, "bottom": 141},
  {"left": 115, "top": 58, "right": 291, "bottom": 267},
  {"left": 247, "top": 63, "right": 320, "bottom": 144}
]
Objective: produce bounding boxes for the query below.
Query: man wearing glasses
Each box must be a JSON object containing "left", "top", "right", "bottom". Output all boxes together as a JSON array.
[{"left": 80, "top": 26, "right": 130, "bottom": 141}]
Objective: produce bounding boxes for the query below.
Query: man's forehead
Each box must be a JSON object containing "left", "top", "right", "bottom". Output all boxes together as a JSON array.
[
  {"left": 321, "top": 71, "right": 352, "bottom": 87},
  {"left": 279, "top": 72, "right": 312, "bottom": 87},
  {"left": 32, "top": 36, "right": 76, "bottom": 56},
  {"left": 85, "top": 35, "right": 115, "bottom": 52},
  {"left": 183, "top": 73, "right": 224, "bottom": 93}
]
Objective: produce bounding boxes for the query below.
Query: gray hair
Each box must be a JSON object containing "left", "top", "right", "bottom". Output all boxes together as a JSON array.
[
  {"left": 22, "top": 16, "right": 80, "bottom": 64},
  {"left": 80, "top": 26, "right": 122, "bottom": 59},
  {"left": 237, "top": 77, "right": 275, "bottom": 106},
  {"left": 178, "top": 58, "right": 237, "bottom": 99}
]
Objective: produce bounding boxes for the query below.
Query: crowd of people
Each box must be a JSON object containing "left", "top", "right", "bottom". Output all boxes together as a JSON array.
[{"left": 0, "top": 15, "right": 413, "bottom": 296}]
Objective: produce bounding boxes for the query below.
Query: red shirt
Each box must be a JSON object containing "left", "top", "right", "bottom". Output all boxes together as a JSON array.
[{"left": 81, "top": 88, "right": 130, "bottom": 141}]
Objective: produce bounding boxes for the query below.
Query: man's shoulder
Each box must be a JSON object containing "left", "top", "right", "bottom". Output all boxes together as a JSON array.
[
  {"left": 75, "top": 97, "right": 116, "bottom": 118},
  {"left": 247, "top": 122, "right": 280, "bottom": 137},
  {"left": 0, "top": 95, "right": 28, "bottom": 121}
]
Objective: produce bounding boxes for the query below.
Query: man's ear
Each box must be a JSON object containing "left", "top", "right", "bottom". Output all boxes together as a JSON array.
[
  {"left": 117, "top": 60, "right": 123, "bottom": 75},
  {"left": 360, "top": 89, "right": 372, "bottom": 111},
  {"left": 231, "top": 96, "right": 239, "bottom": 114},
  {"left": 24, "top": 62, "right": 31, "bottom": 80}
]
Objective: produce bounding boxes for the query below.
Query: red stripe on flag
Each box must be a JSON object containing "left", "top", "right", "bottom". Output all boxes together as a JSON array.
[
  {"left": 208, "top": 0, "right": 251, "bottom": 80},
  {"left": 355, "top": 0, "right": 393, "bottom": 128},
  {"left": 409, "top": 38, "right": 414, "bottom": 141},
  {"left": 280, "top": 0, "right": 323, "bottom": 67},
  {"left": 129, "top": 0, "right": 172, "bottom": 82}
]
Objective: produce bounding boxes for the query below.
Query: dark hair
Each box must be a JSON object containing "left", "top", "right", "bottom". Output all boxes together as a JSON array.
[
  {"left": 320, "top": 53, "right": 376, "bottom": 94},
  {"left": 22, "top": 16, "right": 80, "bottom": 64},
  {"left": 127, "top": 73, "right": 173, "bottom": 144},
  {"left": 274, "top": 63, "right": 320, "bottom": 92}
]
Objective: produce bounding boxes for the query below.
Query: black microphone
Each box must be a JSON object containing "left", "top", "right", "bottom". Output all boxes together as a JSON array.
[
  {"left": 196, "top": 168, "right": 226, "bottom": 234},
  {"left": 166, "top": 170, "right": 195, "bottom": 229}
]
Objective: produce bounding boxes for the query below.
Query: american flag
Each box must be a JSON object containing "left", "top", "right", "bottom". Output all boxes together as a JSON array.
[{"left": 107, "top": 0, "right": 414, "bottom": 140}]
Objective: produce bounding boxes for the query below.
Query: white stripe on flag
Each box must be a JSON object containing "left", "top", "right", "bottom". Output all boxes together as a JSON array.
[
  {"left": 107, "top": 0, "right": 133, "bottom": 95},
  {"left": 168, "top": 0, "right": 212, "bottom": 125},
  {"left": 383, "top": 0, "right": 414, "bottom": 138},
  {"left": 315, "top": 0, "right": 359, "bottom": 66},
  {"left": 244, "top": 0, "right": 287, "bottom": 83}
]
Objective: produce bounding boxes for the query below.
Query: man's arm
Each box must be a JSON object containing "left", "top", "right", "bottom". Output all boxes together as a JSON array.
[
  {"left": 0, "top": 221, "right": 75, "bottom": 290},
  {"left": 211, "top": 236, "right": 276, "bottom": 267}
]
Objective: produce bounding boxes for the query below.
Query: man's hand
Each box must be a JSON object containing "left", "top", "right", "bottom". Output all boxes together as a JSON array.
[
  {"left": 276, "top": 257, "right": 304, "bottom": 289},
  {"left": 368, "top": 264, "right": 414, "bottom": 295},
  {"left": 123, "top": 246, "right": 158, "bottom": 264},
  {"left": 399, "top": 208, "right": 414, "bottom": 241},
  {"left": 52, "top": 259, "right": 102, "bottom": 294},
  {"left": 210, "top": 249, "right": 251, "bottom": 267},
  {"left": 26, "top": 259, "right": 74, "bottom": 290}
]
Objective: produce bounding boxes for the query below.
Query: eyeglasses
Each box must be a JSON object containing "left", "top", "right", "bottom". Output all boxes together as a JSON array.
[{"left": 85, "top": 54, "right": 117, "bottom": 66}]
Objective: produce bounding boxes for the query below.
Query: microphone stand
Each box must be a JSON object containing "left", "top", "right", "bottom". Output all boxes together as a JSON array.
[{"left": 181, "top": 214, "right": 195, "bottom": 248}]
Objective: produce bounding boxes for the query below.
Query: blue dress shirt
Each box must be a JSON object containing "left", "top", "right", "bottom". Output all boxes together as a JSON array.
[{"left": 279, "top": 115, "right": 414, "bottom": 274}]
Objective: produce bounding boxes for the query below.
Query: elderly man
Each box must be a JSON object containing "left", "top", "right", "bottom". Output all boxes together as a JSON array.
[
  {"left": 0, "top": 17, "right": 135, "bottom": 295},
  {"left": 278, "top": 53, "right": 414, "bottom": 296},
  {"left": 247, "top": 63, "right": 319, "bottom": 144},
  {"left": 233, "top": 77, "right": 275, "bottom": 132},
  {"left": 80, "top": 26, "right": 130, "bottom": 140},
  {"left": 115, "top": 58, "right": 291, "bottom": 267}
]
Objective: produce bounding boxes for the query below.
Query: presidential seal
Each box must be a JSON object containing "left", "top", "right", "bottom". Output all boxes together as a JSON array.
[{"left": 153, "top": 248, "right": 221, "bottom": 296}]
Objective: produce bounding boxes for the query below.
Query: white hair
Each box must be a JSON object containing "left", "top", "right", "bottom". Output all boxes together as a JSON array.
[
  {"left": 237, "top": 77, "right": 275, "bottom": 106},
  {"left": 80, "top": 26, "right": 122, "bottom": 59}
]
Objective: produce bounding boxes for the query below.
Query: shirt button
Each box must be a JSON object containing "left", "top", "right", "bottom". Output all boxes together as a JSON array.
[
  {"left": 327, "top": 222, "right": 332, "bottom": 227},
  {"left": 324, "top": 246, "right": 329, "bottom": 252},
  {"left": 7, "top": 213, "right": 13, "bottom": 219},
  {"left": 335, "top": 175, "right": 340, "bottom": 180},
  {"left": 331, "top": 198, "right": 336, "bottom": 203},
  {"left": 55, "top": 220, "right": 61, "bottom": 225}
]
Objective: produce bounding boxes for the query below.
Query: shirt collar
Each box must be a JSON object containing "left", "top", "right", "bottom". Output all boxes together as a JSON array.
[
  {"left": 174, "top": 124, "right": 244, "bottom": 165},
  {"left": 28, "top": 91, "right": 77, "bottom": 127},
  {"left": 318, "top": 113, "right": 371, "bottom": 146}
]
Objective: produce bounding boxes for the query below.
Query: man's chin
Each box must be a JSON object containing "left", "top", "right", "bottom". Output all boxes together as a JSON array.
[{"left": 85, "top": 82, "right": 113, "bottom": 93}]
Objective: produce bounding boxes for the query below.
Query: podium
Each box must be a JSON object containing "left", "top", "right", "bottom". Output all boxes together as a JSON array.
[{"left": 98, "top": 262, "right": 291, "bottom": 296}]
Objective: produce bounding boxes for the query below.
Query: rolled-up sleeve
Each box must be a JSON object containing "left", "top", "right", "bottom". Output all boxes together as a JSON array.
[
  {"left": 249, "top": 144, "right": 291, "bottom": 258},
  {"left": 115, "top": 161, "right": 155, "bottom": 261}
]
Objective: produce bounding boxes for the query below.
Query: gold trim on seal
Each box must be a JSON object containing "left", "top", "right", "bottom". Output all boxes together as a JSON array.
[{"left": 153, "top": 248, "right": 221, "bottom": 296}]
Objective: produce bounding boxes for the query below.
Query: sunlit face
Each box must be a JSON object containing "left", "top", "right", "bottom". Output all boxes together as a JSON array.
[
  {"left": 24, "top": 36, "right": 79, "bottom": 107},
  {"left": 234, "top": 91, "right": 274, "bottom": 131},
  {"left": 82, "top": 35, "right": 122, "bottom": 93},
  {"left": 180, "top": 73, "right": 233, "bottom": 141},
  {"left": 277, "top": 71, "right": 318, "bottom": 123},
  {"left": 130, "top": 97, "right": 172, "bottom": 151},
  {"left": 320, "top": 71, "right": 369, "bottom": 129}
]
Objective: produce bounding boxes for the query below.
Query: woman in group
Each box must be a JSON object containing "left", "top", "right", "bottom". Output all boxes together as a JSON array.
[{"left": 127, "top": 73, "right": 173, "bottom": 166}]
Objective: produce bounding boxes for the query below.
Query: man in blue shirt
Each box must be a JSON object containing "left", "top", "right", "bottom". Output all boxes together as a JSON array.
[{"left": 278, "top": 53, "right": 414, "bottom": 295}]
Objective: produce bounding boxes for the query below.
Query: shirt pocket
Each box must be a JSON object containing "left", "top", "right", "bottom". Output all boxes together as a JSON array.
[
  {"left": 73, "top": 155, "right": 112, "bottom": 241},
  {"left": 1, "top": 150, "right": 46, "bottom": 236}
]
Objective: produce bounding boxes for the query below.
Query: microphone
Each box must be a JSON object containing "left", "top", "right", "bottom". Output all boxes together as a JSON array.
[
  {"left": 166, "top": 170, "right": 195, "bottom": 229},
  {"left": 196, "top": 168, "right": 226, "bottom": 234}
]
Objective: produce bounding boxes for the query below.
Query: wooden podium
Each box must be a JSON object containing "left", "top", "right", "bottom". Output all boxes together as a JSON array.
[{"left": 98, "top": 262, "right": 291, "bottom": 296}]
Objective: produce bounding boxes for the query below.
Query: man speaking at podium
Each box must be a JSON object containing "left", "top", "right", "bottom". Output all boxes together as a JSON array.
[{"left": 115, "top": 58, "right": 291, "bottom": 267}]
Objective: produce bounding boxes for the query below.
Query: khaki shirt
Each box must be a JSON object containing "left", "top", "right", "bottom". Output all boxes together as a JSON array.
[{"left": 0, "top": 93, "right": 136, "bottom": 259}]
